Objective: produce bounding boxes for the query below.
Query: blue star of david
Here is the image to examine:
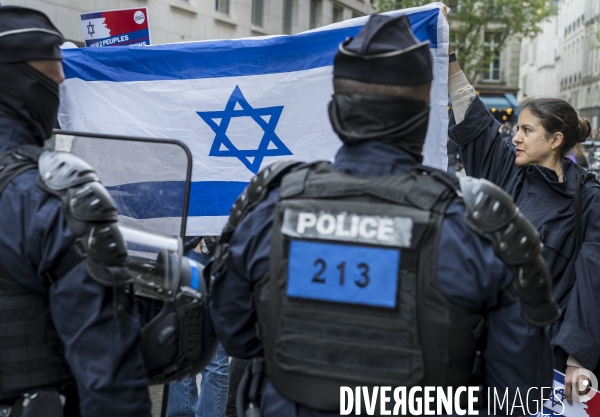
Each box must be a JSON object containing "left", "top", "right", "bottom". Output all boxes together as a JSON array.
[
  {"left": 197, "top": 86, "right": 292, "bottom": 174},
  {"left": 551, "top": 388, "right": 566, "bottom": 408},
  {"left": 87, "top": 21, "right": 95, "bottom": 37}
]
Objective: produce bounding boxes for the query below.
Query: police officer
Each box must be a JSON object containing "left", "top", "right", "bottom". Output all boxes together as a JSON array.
[
  {"left": 207, "top": 14, "right": 557, "bottom": 416},
  {"left": 0, "top": 7, "right": 151, "bottom": 416}
]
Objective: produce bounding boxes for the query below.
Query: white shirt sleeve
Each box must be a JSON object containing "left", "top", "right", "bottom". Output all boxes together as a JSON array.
[{"left": 449, "top": 71, "right": 477, "bottom": 124}]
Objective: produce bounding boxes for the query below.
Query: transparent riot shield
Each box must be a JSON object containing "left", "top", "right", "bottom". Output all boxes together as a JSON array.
[
  {"left": 49, "top": 130, "right": 192, "bottom": 239},
  {"left": 49, "top": 130, "right": 193, "bottom": 302},
  {"left": 48, "top": 131, "right": 202, "bottom": 416}
]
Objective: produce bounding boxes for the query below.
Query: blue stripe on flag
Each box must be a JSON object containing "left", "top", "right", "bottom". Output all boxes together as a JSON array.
[
  {"left": 64, "top": 9, "right": 439, "bottom": 82},
  {"left": 106, "top": 181, "right": 248, "bottom": 218}
]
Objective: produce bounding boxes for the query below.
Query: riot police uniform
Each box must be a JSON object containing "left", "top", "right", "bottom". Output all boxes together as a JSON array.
[
  {"left": 0, "top": 7, "right": 151, "bottom": 416},
  {"left": 206, "top": 14, "right": 558, "bottom": 416}
]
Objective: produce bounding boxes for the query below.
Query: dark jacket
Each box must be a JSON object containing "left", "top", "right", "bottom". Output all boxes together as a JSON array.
[
  {"left": 449, "top": 97, "right": 600, "bottom": 374},
  {"left": 0, "top": 115, "right": 151, "bottom": 416},
  {"left": 210, "top": 139, "right": 554, "bottom": 417}
]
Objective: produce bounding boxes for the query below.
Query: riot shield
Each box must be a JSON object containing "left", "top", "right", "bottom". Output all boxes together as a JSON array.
[
  {"left": 49, "top": 130, "right": 192, "bottom": 239},
  {"left": 48, "top": 131, "right": 215, "bottom": 415}
]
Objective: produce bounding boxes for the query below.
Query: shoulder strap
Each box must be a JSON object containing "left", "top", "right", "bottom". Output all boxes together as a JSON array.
[
  {"left": 204, "top": 161, "right": 306, "bottom": 279},
  {"left": 407, "top": 164, "right": 461, "bottom": 212},
  {"left": 0, "top": 145, "right": 43, "bottom": 196},
  {"left": 412, "top": 164, "right": 461, "bottom": 192}
]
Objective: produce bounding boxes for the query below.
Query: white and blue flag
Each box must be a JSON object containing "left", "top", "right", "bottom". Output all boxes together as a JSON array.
[{"left": 58, "top": 2, "right": 450, "bottom": 236}]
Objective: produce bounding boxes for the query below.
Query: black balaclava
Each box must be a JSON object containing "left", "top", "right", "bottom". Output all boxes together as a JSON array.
[
  {"left": 0, "top": 6, "right": 65, "bottom": 144},
  {"left": 328, "top": 94, "right": 430, "bottom": 161},
  {"left": 0, "top": 62, "right": 60, "bottom": 143}
]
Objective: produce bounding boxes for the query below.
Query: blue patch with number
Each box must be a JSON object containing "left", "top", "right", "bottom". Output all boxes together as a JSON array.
[{"left": 287, "top": 240, "right": 400, "bottom": 308}]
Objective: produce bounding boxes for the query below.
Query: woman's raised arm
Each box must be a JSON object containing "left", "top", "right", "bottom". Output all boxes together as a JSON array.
[{"left": 447, "top": 44, "right": 520, "bottom": 188}]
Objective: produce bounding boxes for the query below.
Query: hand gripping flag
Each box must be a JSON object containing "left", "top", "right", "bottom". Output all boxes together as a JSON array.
[
  {"left": 59, "top": 2, "right": 450, "bottom": 236},
  {"left": 530, "top": 370, "right": 600, "bottom": 417}
]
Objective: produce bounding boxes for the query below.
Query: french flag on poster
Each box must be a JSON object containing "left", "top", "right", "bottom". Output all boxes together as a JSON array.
[{"left": 80, "top": 8, "right": 150, "bottom": 48}]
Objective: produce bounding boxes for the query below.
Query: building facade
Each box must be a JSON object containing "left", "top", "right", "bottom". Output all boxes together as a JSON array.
[
  {"left": 519, "top": 15, "right": 559, "bottom": 101},
  {"left": 518, "top": 0, "right": 600, "bottom": 129},
  {"left": 3, "top": 0, "right": 375, "bottom": 45},
  {"left": 472, "top": 34, "right": 521, "bottom": 123}
]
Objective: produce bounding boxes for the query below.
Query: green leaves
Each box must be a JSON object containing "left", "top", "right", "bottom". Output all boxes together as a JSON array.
[{"left": 375, "top": 0, "right": 555, "bottom": 81}]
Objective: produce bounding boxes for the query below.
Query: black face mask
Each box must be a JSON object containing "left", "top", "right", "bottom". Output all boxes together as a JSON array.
[
  {"left": 328, "top": 94, "right": 430, "bottom": 161},
  {"left": 0, "top": 62, "right": 60, "bottom": 145}
]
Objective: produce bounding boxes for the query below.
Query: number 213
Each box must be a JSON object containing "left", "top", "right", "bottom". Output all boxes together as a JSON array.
[{"left": 311, "top": 259, "right": 370, "bottom": 288}]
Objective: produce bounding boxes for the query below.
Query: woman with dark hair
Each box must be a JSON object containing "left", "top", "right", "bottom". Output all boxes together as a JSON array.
[{"left": 447, "top": 45, "right": 600, "bottom": 403}]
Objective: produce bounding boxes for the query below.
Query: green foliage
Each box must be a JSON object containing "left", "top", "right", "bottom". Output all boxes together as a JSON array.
[{"left": 375, "top": 0, "right": 555, "bottom": 81}]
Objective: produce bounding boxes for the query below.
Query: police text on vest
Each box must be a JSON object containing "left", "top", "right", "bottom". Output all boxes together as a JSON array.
[{"left": 282, "top": 209, "right": 413, "bottom": 247}]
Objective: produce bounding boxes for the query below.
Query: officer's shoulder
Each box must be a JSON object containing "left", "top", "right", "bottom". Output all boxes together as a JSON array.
[
  {"left": 228, "top": 161, "right": 307, "bottom": 229},
  {"left": 441, "top": 201, "right": 472, "bottom": 235},
  {"left": 37, "top": 150, "right": 98, "bottom": 193},
  {"left": 4, "top": 166, "right": 45, "bottom": 196},
  {"left": 2, "top": 168, "right": 64, "bottom": 222},
  {"left": 3, "top": 148, "right": 97, "bottom": 213}
]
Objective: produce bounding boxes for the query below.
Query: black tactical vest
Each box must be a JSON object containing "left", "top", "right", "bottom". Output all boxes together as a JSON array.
[
  {"left": 254, "top": 162, "right": 485, "bottom": 411},
  {"left": 0, "top": 147, "right": 72, "bottom": 399}
]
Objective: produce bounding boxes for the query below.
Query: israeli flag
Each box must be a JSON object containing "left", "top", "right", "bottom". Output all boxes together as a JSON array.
[
  {"left": 529, "top": 370, "right": 600, "bottom": 417},
  {"left": 59, "top": 2, "right": 450, "bottom": 236}
]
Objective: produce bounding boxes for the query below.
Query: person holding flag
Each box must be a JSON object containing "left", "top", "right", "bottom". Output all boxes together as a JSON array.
[{"left": 447, "top": 11, "right": 600, "bottom": 408}]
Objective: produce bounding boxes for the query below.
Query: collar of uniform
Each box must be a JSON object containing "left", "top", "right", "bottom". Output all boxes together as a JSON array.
[
  {"left": 0, "top": 113, "right": 39, "bottom": 152},
  {"left": 333, "top": 140, "right": 418, "bottom": 176}
]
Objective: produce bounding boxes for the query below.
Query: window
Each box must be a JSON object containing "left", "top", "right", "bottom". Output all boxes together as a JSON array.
[
  {"left": 252, "top": 0, "right": 264, "bottom": 26},
  {"left": 309, "top": 0, "right": 322, "bottom": 29},
  {"left": 352, "top": 11, "right": 363, "bottom": 19},
  {"left": 216, "top": 0, "right": 229, "bottom": 14},
  {"left": 332, "top": 3, "right": 343, "bottom": 23},
  {"left": 283, "top": 0, "right": 293, "bottom": 34},
  {"left": 482, "top": 33, "right": 501, "bottom": 82}
]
